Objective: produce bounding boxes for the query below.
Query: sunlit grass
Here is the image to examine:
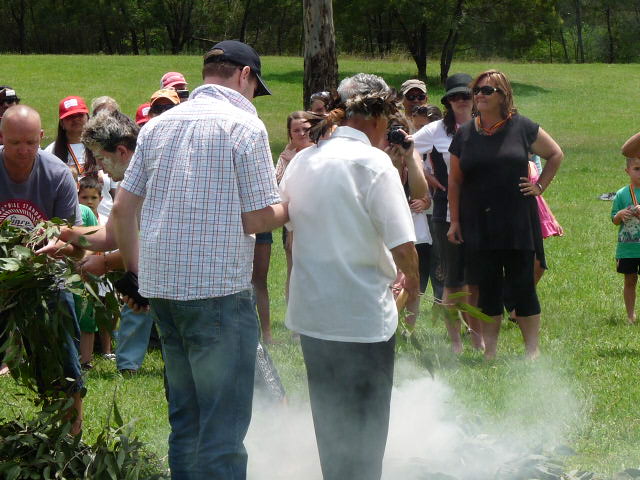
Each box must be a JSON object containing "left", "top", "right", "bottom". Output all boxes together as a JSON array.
[{"left": 1, "top": 54, "right": 639, "bottom": 474}]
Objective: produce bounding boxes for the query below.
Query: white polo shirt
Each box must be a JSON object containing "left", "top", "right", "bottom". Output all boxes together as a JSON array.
[{"left": 280, "top": 126, "right": 416, "bottom": 343}]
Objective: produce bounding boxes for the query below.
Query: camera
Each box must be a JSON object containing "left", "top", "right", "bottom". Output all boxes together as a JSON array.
[
  {"left": 387, "top": 125, "right": 411, "bottom": 149},
  {"left": 177, "top": 89, "right": 190, "bottom": 100}
]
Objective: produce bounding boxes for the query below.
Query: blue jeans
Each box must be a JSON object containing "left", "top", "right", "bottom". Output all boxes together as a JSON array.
[
  {"left": 24, "top": 290, "right": 83, "bottom": 394},
  {"left": 115, "top": 305, "right": 154, "bottom": 371},
  {"left": 150, "top": 290, "right": 259, "bottom": 480}
]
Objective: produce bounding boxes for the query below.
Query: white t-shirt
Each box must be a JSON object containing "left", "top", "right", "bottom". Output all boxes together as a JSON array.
[
  {"left": 280, "top": 126, "right": 416, "bottom": 343},
  {"left": 413, "top": 119, "right": 453, "bottom": 222},
  {"left": 412, "top": 211, "right": 432, "bottom": 245},
  {"left": 44, "top": 141, "right": 117, "bottom": 217}
]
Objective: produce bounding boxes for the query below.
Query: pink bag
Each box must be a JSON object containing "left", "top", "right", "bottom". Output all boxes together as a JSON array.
[{"left": 529, "top": 162, "right": 563, "bottom": 239}]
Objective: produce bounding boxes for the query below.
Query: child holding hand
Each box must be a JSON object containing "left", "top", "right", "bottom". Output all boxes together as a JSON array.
[{"left": 612, "top": 157, "right": 640, "bottom": 324}]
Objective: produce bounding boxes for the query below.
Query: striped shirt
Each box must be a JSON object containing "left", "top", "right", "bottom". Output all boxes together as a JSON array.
[{"left": 120, "top": 84, "right": 280, "bottom": 300}]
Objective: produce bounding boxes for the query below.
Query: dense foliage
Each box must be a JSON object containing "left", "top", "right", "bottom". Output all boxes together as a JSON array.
[
  {"left": 2, "top": 0, "right": 639, "bottom": 72},
  {"left": 0, "top": 220, "right": 120, "bottom": 404},
  {"left": 0, "top": 397, "right": 168, "bottom": 479},
  {"left": 0, "top": 221, "right": 166, "bottom": 479}
]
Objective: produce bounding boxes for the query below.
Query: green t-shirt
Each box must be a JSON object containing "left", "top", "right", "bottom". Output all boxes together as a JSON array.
[
  {"left": 79, "top": 204, "right": 98, "bottom": 227},
  {"left": 611, "top": 185, "right": 640, "bottom": 259}
]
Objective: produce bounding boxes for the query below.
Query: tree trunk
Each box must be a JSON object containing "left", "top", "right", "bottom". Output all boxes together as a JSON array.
[
  {"left": 605, "top": 5, "right": 614, "bottom": 63},
  {"left": 412, "top": 22, "right": 427, "bottom": 78},
  {"left": 9, "top": 0, "right": 27, "bottom": 53},
  {"left": 440, "top": 29, "right": 458, "bottom": 83},
  {"left": 396, "top": 11, "right": 427, "bottom": 79},
  {"left": 164, "top": 0, "right": 195, "bottom": 54},
  {"left": 239, "top": 0, "right": 253, "bottom": 43},
  {"left": 119, "top": 3, "right": 139, "bottom": 55},
  {"left": 302, "top": 0, "right": 338, "bottom": 110},
  {"left": 559, "top": 25, "right": 570, "bottom": 62},
  {"left": 440, "top": 0, "right": 465, "bottom": 83},
  {"left": 276, "top": 7, "right": 288, "bottom": 56},
  {"left": 143, "top": 28, "right": 150, "bottom": 54},
  {"left": 575, "top": 0, "right": 585, "bottom": 63}
]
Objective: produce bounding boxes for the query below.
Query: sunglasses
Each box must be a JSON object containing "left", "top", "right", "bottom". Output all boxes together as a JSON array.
[
  {"left": 1, "top": 99, "right": 19, "bottom": 106},
  {"left": 149, "top": 104, "right": 175, "bottom": 115},
  {"left": 447, "top": 93, "right": 472, "bottom": 102},
  {"left": 473, "top": 85, "right": 502, "bottom": 96},
  {"left": 405, "top": 93, "right": 426, "bottom": 102}
]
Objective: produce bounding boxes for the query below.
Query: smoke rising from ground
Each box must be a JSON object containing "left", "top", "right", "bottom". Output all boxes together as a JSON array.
[{"left": 246, "top": 357, "right": 584, "bottom": 479}]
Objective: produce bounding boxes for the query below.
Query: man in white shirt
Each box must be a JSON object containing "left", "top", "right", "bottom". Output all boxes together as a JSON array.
[{"left": 280, "top": 73, "right": 419, "bottom": 480}]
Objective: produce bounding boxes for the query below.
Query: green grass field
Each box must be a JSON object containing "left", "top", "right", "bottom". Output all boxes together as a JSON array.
[{"left": 2, "top": 54, "right": 640, "bottom": 476}]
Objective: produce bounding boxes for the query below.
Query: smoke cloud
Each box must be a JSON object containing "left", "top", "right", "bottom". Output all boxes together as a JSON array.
[{"left": 246, "top": 357, "right": 584, "bottom": 479}]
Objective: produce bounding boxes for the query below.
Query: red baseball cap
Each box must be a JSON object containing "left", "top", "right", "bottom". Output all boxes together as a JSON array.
[
  {"left": 135, "top": 102, "right": 151, "bottom": 125},
  {"left": 160, "top": 72, "right": 187, "bottom": 89},
  {"left": 59, "top": 96, "right": 89, "bottom": 119}
]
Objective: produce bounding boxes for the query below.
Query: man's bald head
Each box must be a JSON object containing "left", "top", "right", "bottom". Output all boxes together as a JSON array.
[
  {"left": 0, "top": 105, "right": 44, "bottom": 172},
  {"left": 0, "top": 104, "right": 41, "bottom": 133}
]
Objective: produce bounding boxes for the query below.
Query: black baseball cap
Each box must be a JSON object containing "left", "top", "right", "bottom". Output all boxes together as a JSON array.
[{"left": 204, "top": 40, "right": 271, "bottom": 97}]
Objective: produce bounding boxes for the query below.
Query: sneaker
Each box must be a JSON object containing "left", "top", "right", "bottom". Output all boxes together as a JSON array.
[
  {"left": 102, "top": 353, "right": 116, "bottom": 361},
  {"left": 81, "top": 362, "right": 94, "bottom": 371}
]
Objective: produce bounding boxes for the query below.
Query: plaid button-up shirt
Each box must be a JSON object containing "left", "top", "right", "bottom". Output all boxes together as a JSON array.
[{"left": 120, "top": 84, "right": 280, "bottom": 300}]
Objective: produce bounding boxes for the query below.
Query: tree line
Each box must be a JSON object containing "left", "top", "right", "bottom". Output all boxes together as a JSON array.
[{"left": 3, "top": 0, "right": 640, "bottom": 81}]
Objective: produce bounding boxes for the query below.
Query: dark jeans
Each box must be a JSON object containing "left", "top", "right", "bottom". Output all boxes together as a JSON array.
[
  {"left": 300, "top": 334, "right": 395, "bottom": 480},
  {"left": 151, "top": 290, "right": 259, "bottom": 480},
  {"left": 18, "top": 290, "right": 83, "bottom": 395}
]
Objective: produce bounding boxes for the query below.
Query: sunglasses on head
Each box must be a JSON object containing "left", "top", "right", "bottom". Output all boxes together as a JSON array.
[
  {"left": 447, "top": 92, "right": 472, "bottom": 102},
  {"left": 405, "top": 93, "right": 426, "bottom": 102},
  {"left": 473, "top": 85, "right": 502, "bottom": 96}
]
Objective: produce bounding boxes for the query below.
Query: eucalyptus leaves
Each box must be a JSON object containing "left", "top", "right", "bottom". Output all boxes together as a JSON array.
[{"left": 0, "top": 219, "right": 120, "bottom": 403}]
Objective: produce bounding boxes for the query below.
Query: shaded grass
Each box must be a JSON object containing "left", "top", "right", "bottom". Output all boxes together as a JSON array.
[{"left": 1, "top": 55, "right": 640, "bottom": 474}]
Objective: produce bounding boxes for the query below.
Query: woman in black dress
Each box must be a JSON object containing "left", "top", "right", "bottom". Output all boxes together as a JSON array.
[{"left": 447, "top": 70, "right": 563, "bottom": 359}]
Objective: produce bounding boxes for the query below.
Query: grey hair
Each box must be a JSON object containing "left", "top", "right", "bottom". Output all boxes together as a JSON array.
[
  {"left": 91, "top": 96, "right": 120, "bottom": 116},
  {"left": 81, "top": 110, "right": 139, "bottom": 153},
  {"left": 337, "top": 73, "right": 390, "bottom": 103}
]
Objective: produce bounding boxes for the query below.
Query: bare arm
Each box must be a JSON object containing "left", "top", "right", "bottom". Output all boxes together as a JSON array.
[
  {"left": 530, "top": 127, "right": 563, "bottom": 192},
  {"left": 405, "top": 148, "right": 428, "bottom": 199},
  {"left": 110, "top": 188, "right": 143, "bottom": 273},
  {"left": 386, "top": 136, "right": 428, "bottom": 199},
  {"left": 622, "top": 131, "right": 640, "bottom": 158},
  {"left": 241, "top": 202, "right": 289, "bottom": 235},
  {"left": 613, "top": 208, "right": 633, "bottom": 225},
  {"left": 60, "top": 224, "right": 117, "bottom": 252},
  {"left": 390, "top": 241, "right": 420, "bottom": 303},
  {"left": 447, "top": 153, "right": 464, "bottom": 244}
]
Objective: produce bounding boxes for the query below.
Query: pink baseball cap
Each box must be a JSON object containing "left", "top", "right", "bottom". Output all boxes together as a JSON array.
[
  {"left": 135, "top": 102, "right": 151, "bottom": 125},
  {"left": 59, "top": 96, "right": 89, "bottom": 119},
  {"left": 160, "top": 72, "right": 187, "bottom": 89}
]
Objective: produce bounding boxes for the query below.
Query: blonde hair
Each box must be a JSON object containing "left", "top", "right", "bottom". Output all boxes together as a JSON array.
[{"left": 470, "top": 69, "right": 517, "bottom": 118}]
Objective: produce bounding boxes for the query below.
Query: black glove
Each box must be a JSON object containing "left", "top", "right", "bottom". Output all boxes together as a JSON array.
[{"left": 114, "top": 271, "right": 149, "bottom": 308}]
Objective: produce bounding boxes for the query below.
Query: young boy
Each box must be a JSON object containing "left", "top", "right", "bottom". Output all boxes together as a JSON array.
[
  {"left": 612, "top": 157, "right": 640, "bottom": 324},
  {"left": 77, "top": 176, "right": 114, "bottom": 366},
  {"left": 78, "top": 176, "right": 102, "bottom": 223}
]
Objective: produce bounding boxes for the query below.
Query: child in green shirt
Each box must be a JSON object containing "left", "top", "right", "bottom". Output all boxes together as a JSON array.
[{"left": 611, "top": 157, "right": 640, "bottom": 323}]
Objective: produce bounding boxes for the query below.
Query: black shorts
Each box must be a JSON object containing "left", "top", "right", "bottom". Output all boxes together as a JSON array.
[
  {"left": 255, "top": 231, "right": 273, "bottom": 245},
  {"left": 466, "top": 249, "right": 540, "bottom": 317},
  {"left": 616, "top": 257, "right": 640, "bottom": 274}
]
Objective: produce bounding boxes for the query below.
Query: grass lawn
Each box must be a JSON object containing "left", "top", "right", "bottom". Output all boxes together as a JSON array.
[{"left": 1, "top": 54, "right": 640, "bottom": 476}]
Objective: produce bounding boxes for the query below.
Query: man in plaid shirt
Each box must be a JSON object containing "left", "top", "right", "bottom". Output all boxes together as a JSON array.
[{"left": 111, "top": 40, "right": 287, "bottom": 480}]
